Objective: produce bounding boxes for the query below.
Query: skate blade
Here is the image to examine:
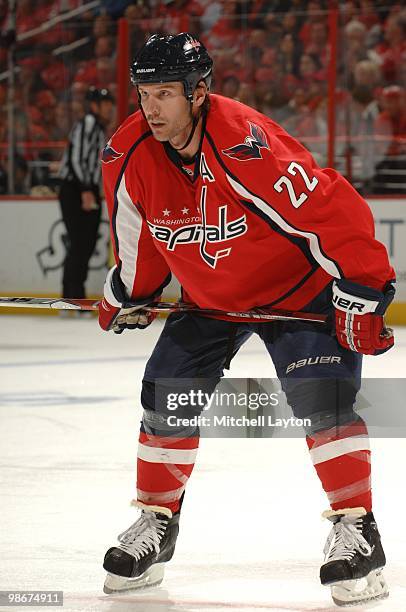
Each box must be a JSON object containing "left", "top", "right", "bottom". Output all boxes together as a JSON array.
[
  {"left": 103, "top": 562, "right": 165, "bottom": 594},
  {"left": 330, "top": 568, "right": 389, "bottom": 607}
]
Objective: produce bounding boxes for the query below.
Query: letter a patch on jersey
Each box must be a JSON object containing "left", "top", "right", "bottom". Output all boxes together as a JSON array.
[
  {"left": 101, "top": 144, "right": 124, "bottom": 164},
  {"left": 222, "top": 121, "right": 270, "bottom": 161}
]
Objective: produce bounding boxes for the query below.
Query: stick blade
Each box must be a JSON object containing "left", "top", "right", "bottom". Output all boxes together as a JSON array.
[{"left": 0, "top": 297, "right": 99, "bottom": 310}]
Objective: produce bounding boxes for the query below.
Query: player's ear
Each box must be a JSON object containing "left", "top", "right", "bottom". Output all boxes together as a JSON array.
[{"left": 193, "top": 82, "right": 207, "bottom": 108}]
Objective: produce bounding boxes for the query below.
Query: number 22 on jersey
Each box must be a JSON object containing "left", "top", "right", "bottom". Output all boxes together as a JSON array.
[{"left": 273, "top": 161, "right": 318, "bottom": 208}]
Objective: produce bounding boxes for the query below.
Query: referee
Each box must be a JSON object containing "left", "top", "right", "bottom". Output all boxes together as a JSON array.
[{"left": 58, "top": 87, "right": 114, "bottom": 300}]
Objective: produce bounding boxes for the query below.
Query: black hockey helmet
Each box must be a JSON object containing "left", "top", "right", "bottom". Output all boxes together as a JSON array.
[
  {"left": 85, "top": 86, "right": 115, "bottom": 104},
  {"left": 131, "top": 33, "right": 213, "bottom": 101}
]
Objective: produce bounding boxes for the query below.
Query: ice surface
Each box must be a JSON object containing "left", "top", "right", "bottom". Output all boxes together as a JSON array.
[{"left": 0, "top": 316, "right": 405, "bottom": 611}]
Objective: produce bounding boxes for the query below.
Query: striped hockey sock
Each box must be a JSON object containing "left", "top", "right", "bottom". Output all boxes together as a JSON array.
[
  {"left": 136, "top": 431, "right": 199, "bottom": 513},
  {"left": 306, "top": 418, "right": 372, "bottom": 511}
]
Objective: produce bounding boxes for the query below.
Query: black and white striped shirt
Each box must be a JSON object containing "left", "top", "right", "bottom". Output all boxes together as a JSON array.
[{"left": 59, "top": 113, "right": 106, "bottom": 189}]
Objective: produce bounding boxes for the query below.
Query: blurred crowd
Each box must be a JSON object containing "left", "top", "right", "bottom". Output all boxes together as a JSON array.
[{"left": 0, "top": 0, "right": 405, "bottom": 194}]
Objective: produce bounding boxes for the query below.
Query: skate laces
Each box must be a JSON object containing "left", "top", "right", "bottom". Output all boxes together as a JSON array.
[
  {"left": 324, "top": 515, "right": 372, "bottom": 562},
  {"left": 117, "top": 512, "right": 168, "bottom": 561}
]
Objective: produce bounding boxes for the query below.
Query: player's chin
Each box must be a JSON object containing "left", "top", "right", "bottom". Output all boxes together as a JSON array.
[
  {"left": 149, "top": 123, "right": 168, "bottom": 139},
  {"left": 152, "top": 133, "right": 168, "bottom": 142},
  {"left": 150, "top": 128, "right": 169, "bottom": 142}
]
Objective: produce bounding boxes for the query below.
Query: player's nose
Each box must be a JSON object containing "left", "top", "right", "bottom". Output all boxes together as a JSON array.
[
  {"left": 144, "top": 99, "right": 160, "bottom": 119},
  {"left": 146, "top": 111, "right": 160, "bottom": 121}
]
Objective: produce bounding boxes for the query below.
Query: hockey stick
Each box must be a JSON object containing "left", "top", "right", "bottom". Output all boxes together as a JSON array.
[{"left": 0, "top": 296, "right": 327, "bottom": 324}]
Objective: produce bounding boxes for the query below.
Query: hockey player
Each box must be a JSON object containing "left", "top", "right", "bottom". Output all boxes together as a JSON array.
[{"left": 99, "top": 33, "right": 395, "bottom": 606}]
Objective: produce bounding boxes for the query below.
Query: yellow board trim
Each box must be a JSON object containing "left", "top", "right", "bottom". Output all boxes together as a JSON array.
[{"left": 386, "top": 302, "right": 406, "bottom": 326}]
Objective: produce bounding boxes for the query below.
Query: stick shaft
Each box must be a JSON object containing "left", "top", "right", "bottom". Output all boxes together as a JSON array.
[{"left": 0, "top": 296, "right": 327, "bottom": 323}]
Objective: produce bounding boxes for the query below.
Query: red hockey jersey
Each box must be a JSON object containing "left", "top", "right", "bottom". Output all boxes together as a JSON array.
[{"left": 101, "top": 94, "right": 394, "bottom": 311}]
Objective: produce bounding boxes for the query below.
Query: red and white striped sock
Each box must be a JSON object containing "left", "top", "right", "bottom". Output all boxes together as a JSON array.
[
  {"left": 136, "top": 431, "right": 199, "bottom": 514},
  {"left": 306, "top": 418, "right": 372, "bottom": 511}
]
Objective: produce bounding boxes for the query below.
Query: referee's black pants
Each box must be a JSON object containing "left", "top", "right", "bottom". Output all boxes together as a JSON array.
[{"left": 59, "top": 181, "right": 101, "bottom": 299}]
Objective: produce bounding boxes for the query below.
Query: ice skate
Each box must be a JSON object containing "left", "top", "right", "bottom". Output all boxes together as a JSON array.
[
  {"left": 103, "top": 503, "right": 179, "bottom": 594},
  {"left": 320, "top": 507, "right": 389, "bottom": 606}
]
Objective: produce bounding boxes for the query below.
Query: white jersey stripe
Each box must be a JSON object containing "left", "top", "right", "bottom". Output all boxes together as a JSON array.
[
  {"left": 310, "top": 435, "right": 370, "bottom": 465},
  {"left": 226, "top": 174, "right": 341, "bottom": 278},
  {"left": 115, "top": 174, "right": 143, "bottom": 294},
  {"left": 137, "top": 443, "right": 198, "bottom": 464}
]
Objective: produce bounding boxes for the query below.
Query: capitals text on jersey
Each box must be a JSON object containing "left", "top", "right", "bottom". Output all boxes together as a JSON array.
[{"left": 147, "top": 200, "right": 247, "bottom": 268}]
